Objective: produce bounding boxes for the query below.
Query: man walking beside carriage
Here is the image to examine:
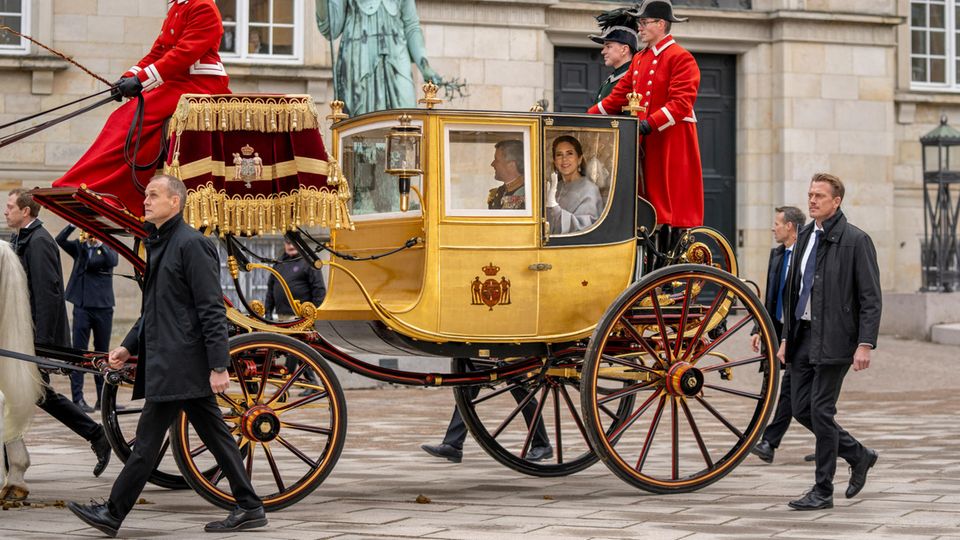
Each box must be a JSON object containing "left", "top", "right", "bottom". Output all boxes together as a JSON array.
[
  {"left": 588, "top": 0, "right": 704, "bottom": 253},
  {"left": 67, "top": 175, "right": 266, "bottom": 536}
]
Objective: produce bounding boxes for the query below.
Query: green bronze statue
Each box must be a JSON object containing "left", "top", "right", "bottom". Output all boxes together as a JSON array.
[{"left": 316, "top": 0, "right": 443, "bottom": 116}]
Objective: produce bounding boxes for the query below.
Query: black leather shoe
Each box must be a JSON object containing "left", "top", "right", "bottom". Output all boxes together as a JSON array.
[
  {"left": 846, "top": 448, "right": 878, "bottom": 499},
  {"left": 76, "top": 399, "right": 95, "bottom": 413},
  {"left": 788, "top": 489, "right": 833, "bottom": 510},
  {"left": 91, "top": 432, "right": 111, "bottom": 477},
  {"left": 204, "top": 505, "right": 267, "bottom": 532},
  {"left": 526, "top": 445, "right": 553, "bottom": 462},
  {"left": 804, "top": 453, "right": 816, "bottom": 462},
  {"left": 750, "top": 440, "right": 775, "bottom": 464},
  {"left": 67, "top": 501, "right": 122, "bottom": 538},
  {"left": 420, "top": 443, "right": 463, "bottom": 463}
]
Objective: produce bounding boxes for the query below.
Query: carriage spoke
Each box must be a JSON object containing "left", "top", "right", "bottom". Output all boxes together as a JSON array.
[
  {"left": 232, "top": 357, "right": 253, "bottom": 406},
  {"left": 471, "top": 379, "right": 530, "bottom": 407},
  {"left": 519, "top": 385, "right": 549, "bottom": 460},
  {"left": 680, "top": 398, "right": 713, "bottom": 468},
  {"left": 154, "top": 438, "right": 170, "bottom": 467},
  {"left": 490, "top": 386, "right": 539, "bottom": 440},
  {"left": 680, "top": 286, "right": 728, "bottom": 362},
  {"left": 619, "top": 315, "right": 667, "bottom": 370},
  {"left": 635, "top": 394, "right": 667, "bottom": 472},
  {"left": 600, "top": 354, "right": 661, "bottom": 374},
  {"left": 609, "top": 389, "right": 662, "bottom": 442},
  {"left": 558, "top": 384, "right": 590, "bottom": 444},
  {"left": 262, "top": 443, "right": 285, "bottom": 493},
  {"left": 190, "top": 443, "right": 209, "bottom": 458},
  {"left": 266, "top": 363, "right": 307, "bottom": 406},
  {"left": 276, "top": 435, "right": 318, "bottom": 469},
  {"left": 649, "top": 291, "right": 673, "bottom": 365},
  {"left": 703, "top": 383, "right": 762, "bottom": 400},
  {"left": 253, "top": 349, "right": 274, "bottom": 404},
  {"left": 671, "top": 397, "right": 679, "bottom": 480},
  {"left": 691, "top": 313, "right": 755, "bottom": 365},
  {"left": 598, "top": 379, "right": 660, "bottom": 405},
  {"left": 699, "top": 355, "right": 764, "bottom": 373},
  {"left": 273, "top": 389, "right": 329, "bottom": 414},
  {"left": 281, "top": 421, "right": 332, "bottom": 436},
  {"left": 673, "top": 279, "right": 694, "bottom": 359},
  {"left": 115, "top": 407, "right": 143, "bottom": 415},
  {"left": 694, "top": 395, "right": 743, "bottom": 438},
  {"left": 245, "top": 441, "right": 257, "bottom": 477},
  {"left": 210, "top": 466, "right": 225, "bottom": 486},
  {"left": 552, "top": 386, "right": 563, "bottom": 464}
]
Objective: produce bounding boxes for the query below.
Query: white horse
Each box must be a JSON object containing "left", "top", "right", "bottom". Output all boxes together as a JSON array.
[{"left": 0, "top": 240, "right": 44, "bottom": 501}]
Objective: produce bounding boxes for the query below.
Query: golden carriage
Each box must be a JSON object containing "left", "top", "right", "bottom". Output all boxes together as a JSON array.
[{"left": 32, "top": 89, "right": 778, "bottom": 511}]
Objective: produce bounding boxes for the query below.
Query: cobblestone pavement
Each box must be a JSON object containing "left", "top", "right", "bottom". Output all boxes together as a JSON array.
[{"left": 2, "top": 335, "right": 959, "bottom": 539}]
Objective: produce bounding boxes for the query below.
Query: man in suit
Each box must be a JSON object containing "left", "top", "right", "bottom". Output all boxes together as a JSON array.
[
  {"left": 5, "top": 189, "right": 111, "bottom": 478},
  {"left": 56, "top": 225, "right": 119, "bottom": 412},
  {"left": 750, "top": 206, "right": 806, "bottom": 464},
  {"left": 67, "top": 175, "right": 266, "bottom": 536},
  {"left": 778, "top": 173, "right": 881, "bottom": 510}
]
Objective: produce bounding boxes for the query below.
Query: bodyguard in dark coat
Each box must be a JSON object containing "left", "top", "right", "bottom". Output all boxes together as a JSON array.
[
  {"left": 750, "top": 206, "right": 806, "bottom": 464},
  {"left": 264, "top": 239, "right": 326, "bottom": 318},
  {"left": 57, "top": 224, "right": 118, "bottom": 410},
  {"left": 778, "top": 173, "right": 881, "bottom": 510},
  {"left": 67, "top": 176, "right": 266, "bottom": 537},
  {"left": 4, "top": 189, "right": 111, "bottom": 477}
]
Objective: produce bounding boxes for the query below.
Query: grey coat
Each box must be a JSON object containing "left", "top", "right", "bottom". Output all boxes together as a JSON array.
[{"left": 547, "top": 176, "right": 604, "bottom": 234}]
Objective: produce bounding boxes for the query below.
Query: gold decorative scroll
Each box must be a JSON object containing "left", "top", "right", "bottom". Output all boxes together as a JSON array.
[{"left": 168, "top": 94, "right": 321, "bottom": 135}]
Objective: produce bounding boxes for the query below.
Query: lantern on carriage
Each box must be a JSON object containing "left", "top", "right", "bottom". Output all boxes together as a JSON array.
[
  {"left": 920, "top": 115, "right": 960, "bottom": 292},
  {"left": 384, "top": 113, "right": 423, "bottom": 212}
]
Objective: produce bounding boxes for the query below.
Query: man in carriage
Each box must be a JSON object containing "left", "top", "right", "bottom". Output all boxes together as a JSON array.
[
  {"left": 52, "top": 0, "right": 231, "bottom": 214},
  {"left": 588, "top": 0, "right": 704, "bottom": 251}
]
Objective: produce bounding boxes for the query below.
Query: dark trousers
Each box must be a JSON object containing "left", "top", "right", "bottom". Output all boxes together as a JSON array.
[
  {"left": 443, "top": 384, "right": 550, "bottom": 451},
  {"left": 70, "top": 306, "right": 113, "bottom": 403},
  {"left": 761, "top": 367, "right": 793, "bottom": 448},
  {"left": 109, "top": 395, "right": 260, "bottom": 519},
  {"left": 38, "top": 372, "right": 102, "bottom": 442},
  {"left": 789, "top": 324, "right": 865, "bottom": 495}
]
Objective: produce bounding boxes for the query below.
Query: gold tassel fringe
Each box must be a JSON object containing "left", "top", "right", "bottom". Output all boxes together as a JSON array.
[{"left": 168, "top": 94, "right": 321, "bottom": 135}]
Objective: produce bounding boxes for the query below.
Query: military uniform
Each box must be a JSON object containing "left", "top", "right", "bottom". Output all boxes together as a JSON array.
[
  {"left": 487, "top": 184, "right": 525, "bottom": 210},
  {"left": 589, "top": 34, "right": 703, "bottom": 228},
  {"left": 595, "top": 61, "right": 631, "bottom": 104},
  {"left": 53, "top": 0, "right": 230, "bottom": 214}
]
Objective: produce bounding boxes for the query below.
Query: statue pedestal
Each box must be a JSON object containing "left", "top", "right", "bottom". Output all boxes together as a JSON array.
[{"left": 881, "top": 292, "right": 960, "bottom": 341}]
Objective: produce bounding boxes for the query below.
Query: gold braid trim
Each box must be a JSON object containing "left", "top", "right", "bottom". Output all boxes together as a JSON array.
[
  {"left": 167, "top": 94, "right": 321, "bottom": 135},
  {"left": 183, "top": 159, "right": 354, "bottom": 236}
]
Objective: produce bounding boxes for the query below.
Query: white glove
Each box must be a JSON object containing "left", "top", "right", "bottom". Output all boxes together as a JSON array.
[{"left": 545, "top": 172, "right": 559, "bottom": 208}]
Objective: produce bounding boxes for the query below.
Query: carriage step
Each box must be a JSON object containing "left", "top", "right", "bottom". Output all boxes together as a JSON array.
[{"left": 931, "top": 323, "right": 960, "bottom": 346}]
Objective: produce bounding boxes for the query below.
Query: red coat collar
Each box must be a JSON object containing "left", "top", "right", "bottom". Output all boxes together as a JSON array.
[{"left": 651, "top": 35, "right": 676, "bottom": 56}]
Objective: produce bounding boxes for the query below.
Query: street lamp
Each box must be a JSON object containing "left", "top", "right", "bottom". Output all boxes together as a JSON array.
[{"left": 920, "top": 114, "right": 960, "bottom": 291}]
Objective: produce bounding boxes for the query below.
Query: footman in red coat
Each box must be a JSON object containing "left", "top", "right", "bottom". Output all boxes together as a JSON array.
[{"left": 53, "top": 0, "right": 231, "bottom": 214}]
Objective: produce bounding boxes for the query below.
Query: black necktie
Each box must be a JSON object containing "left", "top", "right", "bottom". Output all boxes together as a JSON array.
[{"left": 794, "top": 230, "right": 823, "bottom": 320}]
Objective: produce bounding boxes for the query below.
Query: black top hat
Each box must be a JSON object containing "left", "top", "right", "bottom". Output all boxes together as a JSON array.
[
  {"left": 589, "top": 26, "right": 639, "bottom": 52},
  {"left": 630, "top": 0, "right": 689, "bottom": 23}
]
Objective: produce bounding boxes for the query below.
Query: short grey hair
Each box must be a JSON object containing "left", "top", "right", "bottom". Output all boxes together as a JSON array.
[
  {"left": 775, "top": 205, "right": 805, "bottom": 233},
  {"left": 150, "top": 174, "right": 187, "bottom": 212}
]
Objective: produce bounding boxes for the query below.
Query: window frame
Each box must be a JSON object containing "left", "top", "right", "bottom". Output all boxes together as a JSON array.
[
  {"left": 910, "top": 0, "right": 958, "bottom": 91},
  {"left": 0, "top": 0, "right": 31, "bottom": 56},
  {"left": 218, "top": 0, "right": 304, "bottom": 65}
]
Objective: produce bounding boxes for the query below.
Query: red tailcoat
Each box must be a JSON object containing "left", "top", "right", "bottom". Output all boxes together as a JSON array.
[
  {"left": 588, "top": 35, "right": 703, "bottom": 228},
  {"left": 54, "top": 0, "right": 230, "bottom": 214}
]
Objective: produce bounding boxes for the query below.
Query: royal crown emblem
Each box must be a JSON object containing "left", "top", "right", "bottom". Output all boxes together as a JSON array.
[
  {"left": 471, "top": 262, "right": 511, "bottom": 310},
  {"left": 232, "top": 144, "right": 263, "bottom": 188}
]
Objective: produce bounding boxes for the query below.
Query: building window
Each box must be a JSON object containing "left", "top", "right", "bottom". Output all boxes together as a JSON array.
[
  {"left": 911, "top": 0, "right": 955, "bottom": 88},
  {"left": 217, "top": 0, "right": 302, "bottom": 64},
  {"left": 0, "top": 0, "right": 30, "bottom": 55}
]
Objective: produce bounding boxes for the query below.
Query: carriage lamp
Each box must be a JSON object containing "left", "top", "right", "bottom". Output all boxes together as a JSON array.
[
  {"left": 920, "top": 114, "right": 960, "bottom": 292},
  {"left": 385, "top": 114, "right": 422, "bottom": 212}
]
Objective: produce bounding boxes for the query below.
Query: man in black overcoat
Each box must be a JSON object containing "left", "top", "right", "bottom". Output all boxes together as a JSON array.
[
  {"left": 750, "top": 206, "right": 806, "bottom": 464},
  {"left": 56, "top": 224, "right": 119, "bottom": 411},
  {"left": 67, "top": 176, "right": 266, "bottom": 537},
  {"left": 4, "top": 189, "right": 111, "bottom": 477},
  {"left": 778, "top": 173, "right": 881, "bottom": 510}
]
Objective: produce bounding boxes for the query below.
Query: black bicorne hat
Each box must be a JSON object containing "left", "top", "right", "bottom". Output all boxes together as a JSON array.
[
  {"left": 630, "top": 0, "right": 689, "bottom": 23},
  {"left": 589, "top": 26, "right": 639, "bottom": 52}
]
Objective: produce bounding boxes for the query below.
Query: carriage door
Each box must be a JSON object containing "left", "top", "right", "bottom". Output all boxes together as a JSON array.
[{"left": 436, "top": 118, "right": 542, "bottom": 338}]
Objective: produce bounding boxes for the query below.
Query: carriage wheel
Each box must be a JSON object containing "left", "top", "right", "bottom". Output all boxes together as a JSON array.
[
  {"left": 171, "top": 333, "right": 347, "bottom": 511},
  {"left": 685, "top": 226, "right": 738, "bottom": 276},
  {"left": 453, "top": 355, "right": 634, "bottom": 477},
  {"left": 581, "top": 264, "right": 779, "bottom": 493},
  {"left": 101, "top": 381, "right": 193, "bottom": 489}
]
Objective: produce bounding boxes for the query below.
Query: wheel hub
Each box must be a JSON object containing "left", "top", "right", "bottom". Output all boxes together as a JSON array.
[
  {"left": 241, "top": 405, "right": 281, "bottom": 442},
  {"left": 664, "top": 362, "right": 704, "bottom": 396}
]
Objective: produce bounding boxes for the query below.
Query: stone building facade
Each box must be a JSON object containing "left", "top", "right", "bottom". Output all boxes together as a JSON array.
[{"left": 0, "top": 0, "right": 950, "bottom": 323}]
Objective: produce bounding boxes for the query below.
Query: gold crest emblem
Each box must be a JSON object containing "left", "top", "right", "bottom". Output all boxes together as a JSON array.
[
  {"left": 232, "top": 144, "right": 264, "bottom": 188},
  {"left": 471, "top": 263, "right": 511, "bottom": 310}
]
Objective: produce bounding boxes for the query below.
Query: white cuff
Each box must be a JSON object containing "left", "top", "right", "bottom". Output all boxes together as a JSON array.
[
  {"left": 141, "top": 64, "right": 164, "bottom": 92},
  {"left": 658, "top": 106, "right": 676, "bottom": 132}
]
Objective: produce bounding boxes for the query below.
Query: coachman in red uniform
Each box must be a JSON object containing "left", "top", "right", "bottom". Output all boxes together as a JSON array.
[
  {"left": 53, "top": 0, "right": 230, "bottom": 214},
  {"left": 588, "top": 0, "right": 703, "bottom": 231}
]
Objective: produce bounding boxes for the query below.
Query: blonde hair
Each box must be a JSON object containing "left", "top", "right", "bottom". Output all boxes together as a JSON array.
[{"left": 0, "top": 240, "right": 44, "bottom": 442}]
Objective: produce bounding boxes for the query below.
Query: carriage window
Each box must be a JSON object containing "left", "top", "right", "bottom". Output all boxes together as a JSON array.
[
  {"left": 340, "top": 122, "right": 422, "bottom": 219},
  {"left": 543, "top": 128, "right": 618, "bottom": 237},
  {"left": 443, "top": 125, "right": 532, "bottom": 217}
]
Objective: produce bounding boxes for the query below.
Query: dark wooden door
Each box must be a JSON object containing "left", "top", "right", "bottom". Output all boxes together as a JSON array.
[{"left": 553, "top": 48, "right": 737, "bottom": 248}]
